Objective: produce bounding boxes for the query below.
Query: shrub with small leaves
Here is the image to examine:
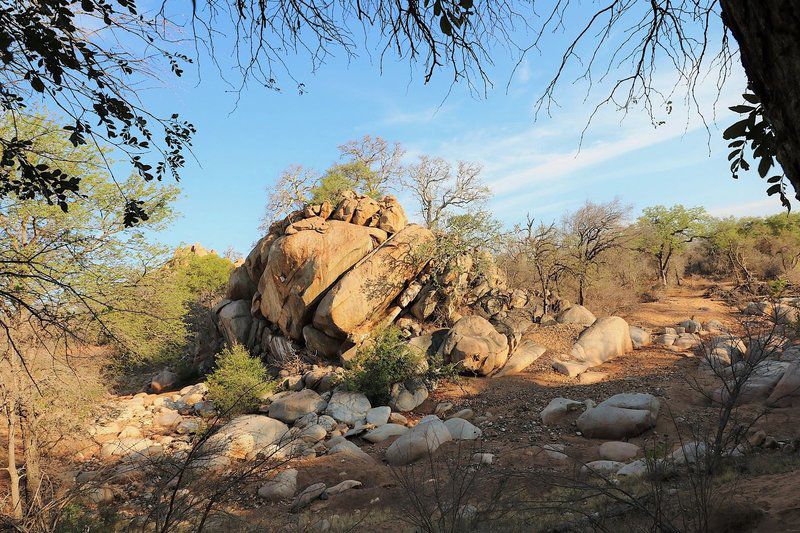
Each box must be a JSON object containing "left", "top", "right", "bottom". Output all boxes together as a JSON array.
[
  {"left": 206, "top": 344, "right": 274, "bottom": 416},
  {"left": 341, "top": 327, "right": 422, "bottom": 406}
]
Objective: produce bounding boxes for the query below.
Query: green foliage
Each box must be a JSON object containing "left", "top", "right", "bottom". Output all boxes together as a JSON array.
[
  {"left": 341, "top": 327, "right": 422, "bottom": 405},
  {"left": 310, "top": 160, "right": 383, "bottom": 203},
  {"left": 56, "top": 501, "right": 118, "bottom": 532},
  {"left": 725, "top": 90, "right": 790, "bottom": 210},
  {"left": 106, "top": 250, "right": 233, "bottom": 368},
  {"left": 636, "top": 205, "right": 709, "bottom": 256},
  {"left": 206, "top": 344, "right": 274, "bottom": 417}
]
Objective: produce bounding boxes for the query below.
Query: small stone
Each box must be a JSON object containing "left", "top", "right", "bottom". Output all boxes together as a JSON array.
[
  {"left": 434, "top": 402, "right": 454, "bottom": 417},
  {"left": 449, "top": 408, "right": 474, "bottom": 421},
  {"left": 472, "top": 453, "right": 494, "bottom": 465},
  {"left": 324, "top": 480, "right": 362, "bottom": 496},
  {"left": 388, "top": 412, "right": 408, "bottom": 425},
  {"left": 292, "top": 483, "right": 327, "bottom": 511}
]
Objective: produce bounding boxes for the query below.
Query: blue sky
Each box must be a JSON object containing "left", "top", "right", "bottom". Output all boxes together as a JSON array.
[{"left": 129, "top": 5, "right": 785, "bottom": 256}]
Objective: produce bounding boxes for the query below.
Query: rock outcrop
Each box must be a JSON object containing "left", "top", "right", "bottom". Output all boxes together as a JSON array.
[
  {"left": 553, "top": 316, "right": 633, "bottom": 377},
  {"left": 440, "top": 315, "right": 510, "bottom": 376}
]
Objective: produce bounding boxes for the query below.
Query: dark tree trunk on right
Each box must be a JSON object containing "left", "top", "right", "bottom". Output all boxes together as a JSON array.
[{"left": 721, "top": 1, "right": 800, "bottom": 198}]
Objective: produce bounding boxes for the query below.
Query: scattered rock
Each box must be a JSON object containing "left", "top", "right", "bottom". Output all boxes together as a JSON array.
[
  {"left": 598, "top": 441, "right": 640, "bottom": 462},
  {"left": 576, "top": 393, "right": 660, "bottom": 439},
  {"left": 204, "top": 415, "right": 289, "bottom": 460},
  {"left": 269, "top": 389, "right": 327, "bottom": 424},
  {"left": 541, "top": 398, "right": 584, "bottom": 425},
  {"left": 324, "top": 391, "right": 371, "bottom": 425},
  {"left": 386, "top": 415, "right": 452, "bottom": 466},
  {"left": 258, "top": 469, "right": 298, "bottom": 501},
  {"left": 556, "top": 305, "right": 596, "bottom": 327},
  {"left": 443, "top": 418, "right": 482, "bottom": 440}
]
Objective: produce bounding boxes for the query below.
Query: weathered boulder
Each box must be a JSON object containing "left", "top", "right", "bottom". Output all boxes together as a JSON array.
[
  {"left": 258, "top": 468, "right": 298, "bottom": 501},
  {"left": 495, "top": 340, "right": 546, "bottom": 377},
  {"left": 313, "top": 225, "right": 434, "bottom": 339},
  {"left": 150, "top": 369, "right": 177, "bottom": 393},
  {"left": 556, "top": 305, "right": 596, "bottom": 326},
  {"left": 363, "top": 423, "right": 409, "bottom": 443},
  {"left": 389, "top": 380, "right": 429, "bottom": 412},
  {"left": 217, "top": 299, "right": 253, "bottom": 346},
  {"left": 443, "top": 418, "right": 482, "bottom": 440},
  {"left": 386, "top": 415, "right": 452, "bottom": 466},
  {"left": 226, "top": 265, "right": 257, "bottom": 301},
  {"left": 554, "top": 317, "right": 632, "bottom": 376},
  {"left": 377, "top": 195, "right": 408, "bottom": 233},
  {"left": 541, "top": 397, "right": 584, "bottom": 425},
  {"left": 629, "top": 326, "right": 651, "bottom": 349},
  {"left": 599, "top": 441, "right": 640, "bottom": 462},
  {"left": 302, "top": 325, "right": 343, "bottom": 360},
  {"left": 767, "top": 360, "right": 800, "bottom": 407},
  {"left": 324, "top": 391, "right": 371, "bottom": 425},
  {"left": 260, "top": 219, "right": 387, "bottom": 340},
  {"left": 576, "top": 393, "right": 660, "bottom": 439},
  {"left": 268, "top": 389, "right": 327, "bottom": 424},
  {"left": 204, "top": 415, "right": 289, "bottom": 460},
  {"left": 440, "top": 315, "right": 510, "bottom": 376}
]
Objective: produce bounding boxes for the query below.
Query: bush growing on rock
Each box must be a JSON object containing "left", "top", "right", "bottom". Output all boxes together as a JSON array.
[
  {"left": 341, "top": 327, "right": 422, "bottom": 405},
  {"left": 206, "top": 344, "right": 274, "bottom": 416}
]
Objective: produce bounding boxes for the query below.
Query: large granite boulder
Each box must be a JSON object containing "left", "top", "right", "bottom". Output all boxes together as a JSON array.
[
  {"left": 553, "top": 316, "right": 632, "bottom": 376},
  {"left": 440, "top": 315, "right": 510, "bottom": 376},
  {"left": 268, "top": 389, "right": 327, "bottom": 424},
  {"left": 204, "top": 415, "right": 289, "bottom": 460},
  {"left": 217, "top": 299, "right": 253, "bottom": 345},
  {"left": 556, "top": 304, "right": 596, "bottom": 326},
  {"left": 495, "top": 340, "right": 546, "bottom": 376},
  {"left": 576, "top": 393, "right": 660, "bottom": 439},
  {"left": 313, "top": 224, "right": 434, "bottom": 340},
  {"left": 767, "top": 360, "right": 800, "bottom": 407},
  {"left": 259, "top": 218, "right": 387, "bottom": 340},
  {"left": 386, "top": 415, "right": 452, "bottom": 466}
]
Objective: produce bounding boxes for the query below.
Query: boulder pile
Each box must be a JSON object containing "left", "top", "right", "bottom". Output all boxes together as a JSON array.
[{"left": 210, "top": 192, "right": 545, "bottom": 380}]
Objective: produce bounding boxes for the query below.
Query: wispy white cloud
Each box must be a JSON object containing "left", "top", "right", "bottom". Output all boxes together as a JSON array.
[{"left": 708, "top": 197, "right": 786, "bottom": 217}]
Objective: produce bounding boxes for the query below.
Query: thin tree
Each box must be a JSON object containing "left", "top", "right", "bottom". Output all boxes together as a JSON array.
[
  {"left": 338, "top": 135, "right": 406, "bottom": 197},
  {"left": 509, "top": 214, "right": 567, "bottom": 315},
  {"left": 563, "top": 199, "right": 630, "bottom": 305},
  {"left": 404, "top": 156, "right": 491, "bottom": 228}
]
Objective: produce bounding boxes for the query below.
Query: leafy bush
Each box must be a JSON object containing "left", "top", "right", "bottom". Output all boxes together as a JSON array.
[
  {"left": 341, "top": 327, "right": 422, "bottom": 405},
  {"left": 206, "top": 344, "right": 274, "bottom": 416},
  {"left": 107, "top": 250, "right": 233, "bottom": 369}
]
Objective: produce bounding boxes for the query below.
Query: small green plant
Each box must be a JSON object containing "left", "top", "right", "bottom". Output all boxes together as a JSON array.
[
  {"left": 57, "top": 501, "right": 118, "bottom": 532},
  {"left": 206, "top": 344, "right": 274, "bottom": 416},
  {"left": 767, "top": 278, "right": 788, "bottom": 297},
  {"left": 341, "top": 327, "right": 422, "bottom": 405}
]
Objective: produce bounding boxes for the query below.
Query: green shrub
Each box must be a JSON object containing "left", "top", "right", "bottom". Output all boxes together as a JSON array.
[
  {"left": 107, "top": 250, "right": 233, "bottom": 369},
  {"left": 341, "top": 327, "right": 422, "bottom": 405},
  {"left": 206, "top": 344, "right": 274, "bottom": 416}
]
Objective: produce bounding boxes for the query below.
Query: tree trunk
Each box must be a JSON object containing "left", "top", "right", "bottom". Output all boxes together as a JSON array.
[
  {"left": 578, "top": 277, "right": 586, "bottom": 305},
  {"left": 5, "top": 401, "right": 22, "bottom": 520},
  {"left": 720, "top": 1, "right": 800, "bottom": 199}
]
